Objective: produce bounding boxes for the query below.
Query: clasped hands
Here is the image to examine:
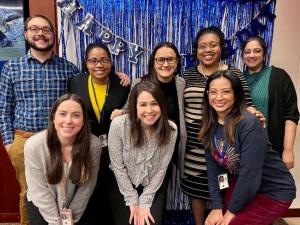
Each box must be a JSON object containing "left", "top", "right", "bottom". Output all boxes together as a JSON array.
[
  {"left": 129, "top": 205, "right": 155, "bottom": 225},
  {"left": 205, "top": 209, "right": 235, "bottom": 225}
]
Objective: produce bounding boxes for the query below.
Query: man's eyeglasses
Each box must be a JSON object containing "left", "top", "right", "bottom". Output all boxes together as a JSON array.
[
  {"left": 198, "top": 42, "right": 220, "bottom": 51},
  {"left": 207, "top": 89, "right": 233, "bottom": 97},
  {"left": 87, "top": 57, "right": 111, "bottom": 66},
  {"left": 154, "top": 57, "right": 177, "bottom": 65},
  {"left": 27, "top": 26, "right": 52, "bottom": 35}
]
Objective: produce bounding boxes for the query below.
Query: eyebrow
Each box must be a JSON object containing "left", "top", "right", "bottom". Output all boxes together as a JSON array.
[
  {"left": 57, "top": 110, "right": 82, "bottom": 113},
  {"left": 244, "top": 48, "right": 262, "bottom": 50},
  {"left": 138, "top": 100, "right": 157, "bottom": 103},
  {"left": 198, "top": 41, "right": 219, "bottom": 44}
]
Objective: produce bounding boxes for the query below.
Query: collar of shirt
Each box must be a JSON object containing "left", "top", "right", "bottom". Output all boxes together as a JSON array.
[{"left": 26, "top": 50, "right": 58, "bottom": 63}]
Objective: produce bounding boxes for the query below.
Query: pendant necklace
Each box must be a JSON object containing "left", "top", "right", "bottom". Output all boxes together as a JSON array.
[{"left": 198, "top": 63, "right": 220, "bottom": 79}]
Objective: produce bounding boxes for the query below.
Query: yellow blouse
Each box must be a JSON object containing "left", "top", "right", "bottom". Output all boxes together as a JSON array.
[{"left": 88, "top": 75, "right": 107, "bottom": 122}]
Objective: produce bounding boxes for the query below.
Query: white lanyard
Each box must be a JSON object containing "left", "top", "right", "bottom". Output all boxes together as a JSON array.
[{"left": 60, "top": 162, "right": 71, "bottom": 208}]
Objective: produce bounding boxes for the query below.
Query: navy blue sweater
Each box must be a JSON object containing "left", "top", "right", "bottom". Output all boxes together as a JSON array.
[{"left": 205, "top": 112, "right": 296, "bottom": 214}]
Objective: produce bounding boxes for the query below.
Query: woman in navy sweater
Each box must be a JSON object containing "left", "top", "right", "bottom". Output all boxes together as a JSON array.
[{"left": 199, "top": 70, "right": 295, "bottom": 225}]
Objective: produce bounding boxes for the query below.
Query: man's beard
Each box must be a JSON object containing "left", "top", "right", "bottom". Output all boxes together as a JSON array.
[{"left": 27, "top": 35, "right": 54, "bottom": 52}]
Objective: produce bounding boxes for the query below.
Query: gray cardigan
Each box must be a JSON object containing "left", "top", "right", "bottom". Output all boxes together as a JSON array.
[
  {"left": 25, "top": 130, "right": 101, "bottom": 225},
  {"left": 108, "top": 114, "right": 177, "bottom": 208}
]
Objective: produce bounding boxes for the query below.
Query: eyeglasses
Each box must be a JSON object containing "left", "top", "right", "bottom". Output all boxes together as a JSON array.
[
  {"left": 87, "top": 57, "right": 111, "bottom": 66},
  {"left": 154, "top": 57, "right": 177, "bottom": 65},
  {"left": 198, "top": 42, "right": 220, "bottom": 51},
  {"left": 243, "top": 48, "right": 263, "bottom": 55},
  {"left": 207, "top": 89, "right": 233, "bottom": 97},
  {"left": 27, "top": 26, "right": 52, "bottom": 35}
]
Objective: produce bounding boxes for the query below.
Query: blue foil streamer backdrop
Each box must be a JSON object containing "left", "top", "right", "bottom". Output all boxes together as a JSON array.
[{"left": 59, "top": 0, "right": 276, "bottom": 79}]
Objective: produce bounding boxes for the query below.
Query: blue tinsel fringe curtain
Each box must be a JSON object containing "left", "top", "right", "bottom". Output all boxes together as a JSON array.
[
  {"left": 58, "top": 1, "right": 276, "bottom": 224},
  {"left": 58, "top": 0, "right": 276, "bottom": 78}
]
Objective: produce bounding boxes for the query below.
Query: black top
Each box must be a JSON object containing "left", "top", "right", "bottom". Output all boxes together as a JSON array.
[
  {"left": 69, "top": 73, "right": 130, "bottom": 137},
  {"left": 158, "top": 78, "right": 180, "bottom": 128},
  {"left": 205, "top": 112, "right": 296, "bottom": 214},
  {"left": 267, "top": 67, "right": 299, "bottom": 155},
  {"left": 158, "top": 78, "right": 180, "bottom": 164}
]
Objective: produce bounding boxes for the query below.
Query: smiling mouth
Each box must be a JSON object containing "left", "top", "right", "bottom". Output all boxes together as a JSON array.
[
  {"left": 144, "top": 114, "right": 157, "bottom": 120},
  {"left": 246, "top": 59, "right": 257, "bottom": 63},
  {"left": 33, "top": 36, "right": 49, "bottom": 42},
  {"left": 62, "top": 126, "right": 74, "bottom": 130},
  {"left": 214, "top": 103, "right": 226, "bottom": 107},
  {"left": 204, "top": 54, "right": 214, "bottom": 57},
  {"left": 203, "top": 55, "right": 215, "bottom": 60}
]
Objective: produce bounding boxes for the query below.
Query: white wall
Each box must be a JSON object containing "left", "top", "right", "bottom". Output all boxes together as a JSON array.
[{"left": 270, "top": 0, "right": 300, "bottom": 208}]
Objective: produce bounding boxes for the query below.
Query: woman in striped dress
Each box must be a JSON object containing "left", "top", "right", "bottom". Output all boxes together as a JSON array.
[{"left": 181, "top": 26, "right": 255, "bottom": 225}]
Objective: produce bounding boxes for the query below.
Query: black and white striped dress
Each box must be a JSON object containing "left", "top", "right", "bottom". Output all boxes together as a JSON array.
[{"left": 181, "top": 66, "right": 253, "bottom": 199}]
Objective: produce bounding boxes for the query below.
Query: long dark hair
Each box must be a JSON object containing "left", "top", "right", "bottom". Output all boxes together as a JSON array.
[
  {"left": 46, "top": 94, "right": 92, "bottom": 185},
  {"left": 128, "top": 81, "right": 174, "bottom": 147},
  {"left": 142, "top": 42, "right": 181, "bottom": 83},
  {"left": 194, "top": 26, "right": 226, "bottom": 59},
  {"left": 199, "top": 70, "right": 247, "bottom": 151},
  {"left": 82, "top": 42, "right": 115, "bottom": 76}
]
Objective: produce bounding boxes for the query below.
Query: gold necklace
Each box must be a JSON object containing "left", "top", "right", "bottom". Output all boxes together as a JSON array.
[{"left": 198, "top": 63, "right": 220, "bottom": 78}]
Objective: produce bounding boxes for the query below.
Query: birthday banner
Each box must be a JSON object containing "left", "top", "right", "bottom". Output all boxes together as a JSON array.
[{"left": 57, "top": 0, "right": 276, "bottom": 79}]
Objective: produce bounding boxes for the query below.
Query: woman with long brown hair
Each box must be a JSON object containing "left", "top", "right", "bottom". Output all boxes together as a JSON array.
[
  {"left": 24, "top": 94, "right": 101, "bottom": 225},
  {"left": 108, "top": 81, "right": 177, "bottom": 225},
  {"left": 111, "top": 42, "right": 189, "bottom": 213},
  {"left": 199, "top": 70, "right": 295, "bottom": 225}
]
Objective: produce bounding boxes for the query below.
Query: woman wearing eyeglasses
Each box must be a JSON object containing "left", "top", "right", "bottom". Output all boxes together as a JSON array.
[
  {"left": 180, "top": 26, "right": 256, "bottom": 225},
  {"left": 139, "top": 42, "right": 189, "bottom": 212},
  {"left": 69, "top": 43, "right": 130, "bottom": 225},
  {"left": 111, "top": 42, "right": 189, "bottom": 216},
  {"left": 242, "top": 36, "right": 299, "bottom": 170},
  {"left": 200, "top": 70, "right": 295, "bottom": 225}
]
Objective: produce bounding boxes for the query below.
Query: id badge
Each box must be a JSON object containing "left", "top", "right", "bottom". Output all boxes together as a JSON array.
[
  {"left": 218, "top": 173, "right": 229, "bottom": 190},
  {"left": 99, "top": 134, "right": 108, "bottom": 147},
  {"left": 60, "top": 208, "right": 73, "bottom": 225}
]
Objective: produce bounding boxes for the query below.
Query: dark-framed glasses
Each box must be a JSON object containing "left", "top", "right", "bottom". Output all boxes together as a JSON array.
[
  {"left": 27, "top": 26, "right": 52, "bottom": 35},
  {"left": 198, "top": 41, "right": 220, "bottom": 51},
  {"left": 87, "top": 57, "right": 111, "bottom": 66},
  {"left": 207, "top": 88, "right": 233, "bottom": 97},
  {"left": 154, "top": 57, "right": 177, "bottom": 65}
]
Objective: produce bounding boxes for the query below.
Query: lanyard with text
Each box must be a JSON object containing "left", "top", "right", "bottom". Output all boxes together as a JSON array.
[
  {"left": 213, "top": 134, "right": 229, "bottom": 190},
  {"left": 91, "top": 77, "right": 110, "bottom": 147},
  {"left": 59, "top": 163, "right": 74, "bottom": 225},
  {"left": 213, "top": 134, "right": 227, "bottom": 167}
]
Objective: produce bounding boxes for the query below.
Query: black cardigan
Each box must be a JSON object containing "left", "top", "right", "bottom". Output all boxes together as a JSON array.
[
  {"left": 69, "top": 74, "right": 130, "bottom": 137},
  {"left": 267, "top": 66, "right": 299, "bottom": 155}
]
